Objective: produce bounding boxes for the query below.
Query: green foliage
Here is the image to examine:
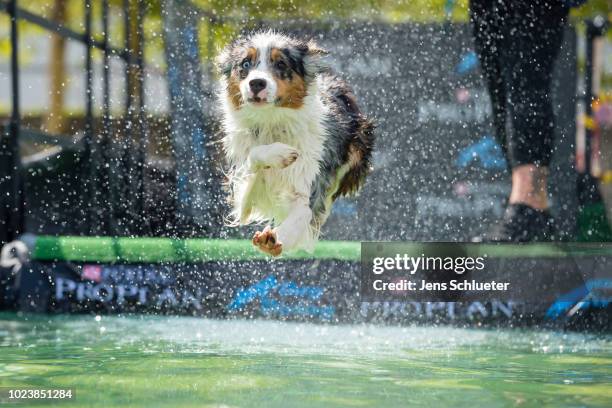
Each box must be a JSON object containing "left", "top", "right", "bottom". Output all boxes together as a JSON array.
[
  {"left": 2, "top": 0, "right": 610, "bottom": 64},
  {"left": 571, "top": 0, "right": 611, "bottom": 20},
  {"left": 195, "top": 0, "right": 465, "bottom": 21},
  {"left": 1, "top": 1, "right": 609, "bottom": 72}
]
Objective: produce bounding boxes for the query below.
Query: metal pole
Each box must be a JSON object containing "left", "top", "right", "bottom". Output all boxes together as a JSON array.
[
  {"left": 136, "top": 0, "right": 149, "bottom": 234},
  {"left": 124, "top": 0, "right": 132, "bottom": 115},
  {"left": 6, "top": 0, "right": 23, "bottom": 242},
  {"left": 102, "top": 0, "right": 114, "bottom": 236},
  {"left": 123, "top": 0, "right": 135, "bottom": 235},
  {"left": 578, "top": 18, "right": 609, "bottom": 209},
  {"left": 583, "top": 16, "right": 611, "bottom": 176},
  {"left": 83, "top": 0, "right": 95, "bottom": 234},
  {"left": 584, "top": 22, "right": 594, "bottom": 175}
]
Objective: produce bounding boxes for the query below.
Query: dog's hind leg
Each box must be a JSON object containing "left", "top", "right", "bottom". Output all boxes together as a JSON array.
[
  {"left": 276, "top": 194, "right": 313, "bottom": 251},
  {"left": 238, "top": 172, "right": 259, "bottom": 224},
  {"left": 239, "top": 143, "right": 298, "bottom": 225}
]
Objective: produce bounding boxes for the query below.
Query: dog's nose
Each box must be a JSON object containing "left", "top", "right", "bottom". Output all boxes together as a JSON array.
[{"left": 249, "top": 79, "right": 267, "bottom": 96}]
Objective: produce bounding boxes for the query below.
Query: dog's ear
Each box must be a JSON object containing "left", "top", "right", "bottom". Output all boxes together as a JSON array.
[
  {"left": 216, "top": 37, "right": 248, "bottom": 77},
  {"left": 215, "top": 45, "right": 233, "bottom": 78},
  {"left": 299, "top": 40, "right": 329, "bottom": 77},
  {"left": 306, "top": 40, "right": 329, "bottom": 57}
]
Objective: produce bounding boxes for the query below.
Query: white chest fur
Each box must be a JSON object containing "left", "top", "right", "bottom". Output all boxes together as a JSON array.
[{"left": 221, "top": 88, "right": 327, "bottom": 223}]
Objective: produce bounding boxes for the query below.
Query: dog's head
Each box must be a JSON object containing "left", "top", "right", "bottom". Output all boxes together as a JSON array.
[{"left": 216, "top": 31, "right": 328, "bottom": 110}]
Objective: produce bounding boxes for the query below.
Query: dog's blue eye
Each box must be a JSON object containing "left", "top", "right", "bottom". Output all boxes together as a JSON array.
[{"left": 241, "top": 60, "right": 251, "bottom": 69}]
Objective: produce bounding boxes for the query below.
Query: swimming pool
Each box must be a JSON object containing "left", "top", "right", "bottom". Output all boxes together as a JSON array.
[{"left": 0, "top": 313, "right": 610, "bottom": 407}]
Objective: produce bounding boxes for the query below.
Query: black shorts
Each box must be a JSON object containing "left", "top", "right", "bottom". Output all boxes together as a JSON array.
[{"left": 470, "top": 0, "right": 569, "bottom": 168}]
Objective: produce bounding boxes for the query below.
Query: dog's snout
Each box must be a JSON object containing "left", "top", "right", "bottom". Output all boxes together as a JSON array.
[{"left": 249, "top": 79, "right": 267, "bottom": 95}]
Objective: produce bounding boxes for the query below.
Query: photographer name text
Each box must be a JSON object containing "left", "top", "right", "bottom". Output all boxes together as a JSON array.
[{"left": 370, "top": 254, "right": 510, "bottom": 292}]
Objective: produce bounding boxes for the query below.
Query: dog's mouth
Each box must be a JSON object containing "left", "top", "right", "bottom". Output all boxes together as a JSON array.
[{"left": 247, "top": 96, "right": 269, "bottom": 106}]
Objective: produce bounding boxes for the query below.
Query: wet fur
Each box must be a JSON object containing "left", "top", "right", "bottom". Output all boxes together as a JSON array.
[{"left": 216, "top": 31, "right": 374, "bottom": 255}]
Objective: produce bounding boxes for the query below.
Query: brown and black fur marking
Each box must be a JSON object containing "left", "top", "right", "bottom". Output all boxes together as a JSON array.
[
  {"left": 218, "top": 38, "right": 322, "bottom": 110},
  {"left": 309, "top": 73, "right": 375, "bottom": 225},
  {"left": 334, "top": 120, "right": 375, "bottom": 199}
]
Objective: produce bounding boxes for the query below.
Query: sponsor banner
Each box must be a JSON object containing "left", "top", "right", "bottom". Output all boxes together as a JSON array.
[
  {"left": 16, "top": 261, "right": 359, "bottom": 320},
  {"left": 2, "top": 256, "right": 609, "bottom": 328}
]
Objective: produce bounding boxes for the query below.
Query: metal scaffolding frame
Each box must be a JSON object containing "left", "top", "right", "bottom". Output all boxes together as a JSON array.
[{"left": 0, "top": 0, "right": 149, "bottom": 243}]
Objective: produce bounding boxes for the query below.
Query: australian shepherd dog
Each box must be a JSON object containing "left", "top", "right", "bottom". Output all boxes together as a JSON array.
[{"left": 216, "top": 31, "right": 375, "bottom": 257}]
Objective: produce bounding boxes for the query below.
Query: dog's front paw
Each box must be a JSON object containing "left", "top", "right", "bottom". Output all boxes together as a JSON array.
[
  {"left": 263, "top": 143, "right": 299, "bottom": 169},
  {"left": 252, "top": 226, "right": 283, "bottom": 257}
]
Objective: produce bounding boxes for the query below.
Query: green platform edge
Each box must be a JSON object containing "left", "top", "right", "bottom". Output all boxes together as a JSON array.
[
  {"left": 29, "top": 236, "right": 612, "bottom": 263},
  {"left": 31, "top": 236, "right": 360, "bottom": 263}
]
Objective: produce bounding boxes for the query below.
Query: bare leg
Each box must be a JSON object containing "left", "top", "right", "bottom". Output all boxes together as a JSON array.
[{"left": 508, "top": 164, "right": 549, "bottom": 210}]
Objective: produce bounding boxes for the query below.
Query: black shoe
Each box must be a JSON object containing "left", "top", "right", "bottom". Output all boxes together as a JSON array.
[{"left": 473, "top": 203, "right": 556, "bottom": 242}]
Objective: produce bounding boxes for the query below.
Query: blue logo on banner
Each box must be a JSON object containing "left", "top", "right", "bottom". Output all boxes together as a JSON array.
[
  {"left": 456, "top": 136, "right": 507, "bottom": 170},
  {"left": 545, "top": 279, "right": 612, "bottom": 320},
  {"left": 228, "top": 275, "right": 335, "bottom": 320}
]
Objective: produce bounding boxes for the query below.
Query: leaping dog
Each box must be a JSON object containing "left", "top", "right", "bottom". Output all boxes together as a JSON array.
[{"left": 216, "top": 31, "right": 375, "bottom": 257}]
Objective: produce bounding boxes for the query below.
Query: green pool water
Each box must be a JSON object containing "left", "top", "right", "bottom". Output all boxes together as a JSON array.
[{"left": 0, "top": 313, "right": 610, "bottom": 408}]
